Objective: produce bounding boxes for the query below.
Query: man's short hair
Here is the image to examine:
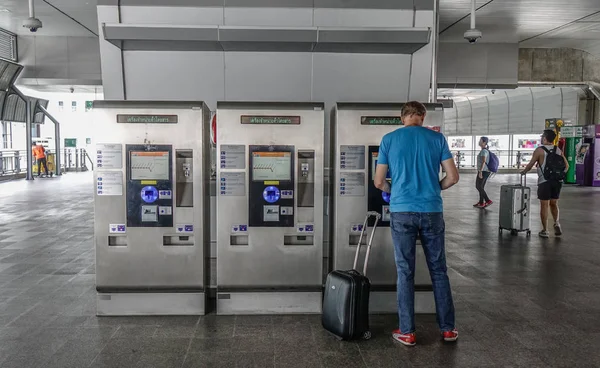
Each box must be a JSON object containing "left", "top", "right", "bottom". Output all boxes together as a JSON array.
[
  {"left": 542, "top": 129, "right": 557, "bottom": 143},
  {"left": 401, "top": 101, "right": 427, "bottom": 118}
]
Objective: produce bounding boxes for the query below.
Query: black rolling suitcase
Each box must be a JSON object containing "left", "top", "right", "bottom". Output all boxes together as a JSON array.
[{"left": 322, "top": 211, "right": 381, "bottom": 341}]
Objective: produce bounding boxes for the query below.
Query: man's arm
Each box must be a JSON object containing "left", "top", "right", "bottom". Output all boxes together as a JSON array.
[
  {"left": 374, "top": 164, "right": 391, "bottom": 193},
  {"left": 562, "top": 151, "right": 569, "bottom": 172},
  {"left": 440, "top": 158, "right": 459, "bottom": 190},
  {"left": 521, "top": 148, "right": 541, "bottom": 174}
]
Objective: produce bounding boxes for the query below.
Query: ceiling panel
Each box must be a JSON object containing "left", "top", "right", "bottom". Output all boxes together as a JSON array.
[
  {"left": 440, "top": 0, "right": 600, "bottom": 56},
  {"left": 0, "top": 0, "right": 98, "bottom": 37}
]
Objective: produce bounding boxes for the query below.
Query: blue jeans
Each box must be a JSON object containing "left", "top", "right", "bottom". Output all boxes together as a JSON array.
[{"left": 390, "top": 212, "right": 455, "bottom": 333}]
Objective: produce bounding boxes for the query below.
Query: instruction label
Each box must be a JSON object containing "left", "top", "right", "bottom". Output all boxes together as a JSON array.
[
  {"left": 176, "top": 225, "right": 194, "bottom": 234},
  {"left": 109, "top": 224, "right": 126, "bottom": 234},
  {"left": 340, "top": 145, "right": 365, "bottom": 170},
  {"left": 339, "top": 172, "right": 365, "bottom": 197},
  {"left": 220, "top": 145, "right": 246, "bottom": 170},
  {"left": 231, "top": 225, "right": 248, "bottom": 233},
  {"left": 97, "top": 171, "right": 123, "bottom": 196},
  {"left": 220, "top": 172, "right": 246, "bottom": 196},
  {"left": 96, "top": 143, "right": 123, "bottom": 169}
]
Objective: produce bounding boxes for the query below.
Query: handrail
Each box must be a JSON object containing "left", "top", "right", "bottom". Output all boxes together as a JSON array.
[
  {"left": 452, "top": 149, "right": 536, "bottom": 169},
  {"left": 0, "top": 148, "right": 91, "bottom": 177},
  {"left": 84, "top": 150, "right": 94, "bottom": 171}
]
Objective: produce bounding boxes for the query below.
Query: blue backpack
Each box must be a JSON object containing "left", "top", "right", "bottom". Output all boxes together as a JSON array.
[{"left": 486, "top": 149, "right": 499, "bottom": 173}]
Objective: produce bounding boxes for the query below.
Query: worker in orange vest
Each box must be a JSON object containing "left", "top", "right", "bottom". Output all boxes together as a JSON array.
[{"left": 31, "top": 142, "right": 49, "bottom": 177}]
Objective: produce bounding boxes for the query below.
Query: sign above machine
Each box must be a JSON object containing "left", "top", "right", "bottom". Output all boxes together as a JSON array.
[
  {"left": 117, "top": 115, "right": 178, "bottom": 124},
  {"left": 361, "top": 116, "right": 403, "bottom": 126},
  {"left": 240, "top": 116, "right": 301, "bottom": 125}
]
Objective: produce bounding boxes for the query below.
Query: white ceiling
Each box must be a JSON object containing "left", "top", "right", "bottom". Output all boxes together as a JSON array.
[
  {"left": 440, "top": 0, "right": 600, "bottom": 56},
  {"left": 0, "top": 0, "right": 97, "bottom": 37},
  {"left": 0, "top": 0, "right": 598, "bottom": 55}
]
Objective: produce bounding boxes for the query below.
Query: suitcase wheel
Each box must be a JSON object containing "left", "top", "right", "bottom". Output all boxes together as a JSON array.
[
  {"left": 526, "top": 230, "right": 531, "bottom": 237},
  {"left": 363, "top": 331, "right": 372, "bottom": 340},
  {"left": 510, "top": 230, "right": 518, "bottom": 236}
]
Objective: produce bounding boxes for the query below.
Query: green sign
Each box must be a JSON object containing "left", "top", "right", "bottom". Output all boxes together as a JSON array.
[
  {"left": 116, "top": 115, "right": 178, "bottom": 124},
  {"left": 240, "top": 116, "right": 301, "bottom": 125},
  {"left": 361, "top": 116, "right": 403, "bottom": 126},
  {"left": 85, "top": 101, "right": 93, "bottom": 112},
  {"left": 64, "top": 138, "right": 77, "bottom": 148}
]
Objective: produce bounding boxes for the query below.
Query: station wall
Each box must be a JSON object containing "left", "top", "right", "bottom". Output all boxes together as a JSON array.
[{"left": 97, "top": 4, "right": 435, "bottom": 112}]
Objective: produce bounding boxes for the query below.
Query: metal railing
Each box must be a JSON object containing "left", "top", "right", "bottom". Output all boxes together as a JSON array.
[
  {"left": 0, "top": 148, "right": 92, "bottom": 177},
  {"left": 452, "top": 149, "right": 536, "bottom": 169}
]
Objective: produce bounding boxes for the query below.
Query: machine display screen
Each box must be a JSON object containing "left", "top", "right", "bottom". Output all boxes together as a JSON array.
[
  {"left": 371, "top": 152, "right": 391, "bottom": 181},
  {"left": 252, "top": 152, "right": 292, "bottom": 181},
  {"left": 130, "top": 151, "right": 170, "bottom": 180}
]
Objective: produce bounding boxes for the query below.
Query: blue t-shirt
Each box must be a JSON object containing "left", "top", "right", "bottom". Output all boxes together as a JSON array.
[{"left": 377, "top": 126, "right": 452, "bottom": 213}]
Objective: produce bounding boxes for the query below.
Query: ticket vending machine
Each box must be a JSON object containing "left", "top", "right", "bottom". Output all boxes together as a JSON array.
[
  {"left": 331, "top": 103, "right": 445, "bottom": 313},
  {"left": 93, "top": 101, "right": 211, "bottom": 315},
  {"left": 216, "top": 102, "right": 325, "bottom": 314}
]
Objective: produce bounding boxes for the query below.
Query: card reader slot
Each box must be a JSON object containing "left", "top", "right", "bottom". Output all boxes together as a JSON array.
[
  {"left": 348, "top": 234, "right": 368, "bottom": 247},
  {"left": 230, "top": 235, "right": 249, "bottom": 246},
  {"left": 108, "top": 236, "right": 128, "bottom": 247},
  {"left": 284, "top": 235, "right": 314, "bottom": 246},
  {"left": 163, "top": 236, "right": 194, "bottom": 246}
]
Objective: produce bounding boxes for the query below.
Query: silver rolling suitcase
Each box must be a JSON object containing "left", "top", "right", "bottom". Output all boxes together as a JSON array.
[{"left": 499, "top": 175, "right": 531, "bottom": 237}]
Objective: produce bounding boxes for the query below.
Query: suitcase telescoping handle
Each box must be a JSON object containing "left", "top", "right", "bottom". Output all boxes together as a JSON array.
[
  {"left": 520, "top": 173, "right": 526, "bottom": 187},
  {"left": 352, "top": 211, "right": 381, "bottom": 276}
]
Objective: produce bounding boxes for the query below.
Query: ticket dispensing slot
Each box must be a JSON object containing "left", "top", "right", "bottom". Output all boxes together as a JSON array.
[
  {"left": 176, "top": 150, "right": 193, "bottom": 207},
  {"left": 126, "top": 145, "right": 174, "bottom": 228},
  {"left": 249, "top": 145, "right": 295, "bottom": 227},
  {"left": 230, "top": 235, "right": 249, "bottom": 246},
  {"left": 163, "top": 235, "right": 194, "bottom": 246},
  {"left": 284, "top": 235, "right": 314, "bottom": 246},
  {"left": 108, "top": 236, "right": 128, "bottom": 247}
]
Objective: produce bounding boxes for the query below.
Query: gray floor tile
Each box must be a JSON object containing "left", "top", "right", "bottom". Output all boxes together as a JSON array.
[
  {"left": 183, "top": 353, "right": 235, "bottom": 368},
  {"left": 2, "top": 173, "right": 600, "bottom": 367},
  {"left": 232, "top": 352, "right": 274, "bottom": 368},
  {"left": 274, "top": 348, "right": 323, "bottom": 368},
  {"left": 134, "top": 353, "right": 186, "bottom": 368}
]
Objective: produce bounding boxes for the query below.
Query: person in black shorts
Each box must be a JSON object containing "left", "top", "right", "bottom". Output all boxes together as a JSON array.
[{"left": 521, "top": 130, "right": 568, "bottom": 238}]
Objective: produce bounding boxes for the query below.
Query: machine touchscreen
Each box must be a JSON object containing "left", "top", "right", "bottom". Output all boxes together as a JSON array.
[
  {"left": 251, "top": 152, "right": 292, "bottom": 181},
  {"left": 131, "top": 151, "right": 170, "bottom": 181}
]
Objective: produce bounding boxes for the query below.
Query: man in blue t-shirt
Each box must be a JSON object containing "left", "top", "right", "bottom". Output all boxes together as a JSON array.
[{"left": 374, "top": 101, "right": 460, "bottom": 347}]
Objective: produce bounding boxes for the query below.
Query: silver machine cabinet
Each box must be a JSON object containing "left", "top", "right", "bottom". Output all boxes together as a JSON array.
[
  {"left": 331, "top": 103, "right": 445, "bottom": 313},
  {"left": 216, "top": 102, "right": 325, "bottom": 314},
  {"left": 93, "top": 101, "right": 211, "bottom": 315}
]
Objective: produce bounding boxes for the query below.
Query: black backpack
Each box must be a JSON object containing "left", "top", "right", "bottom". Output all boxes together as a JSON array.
[{"left": 541, "top": 146, "right": 566, "bottom": 182}]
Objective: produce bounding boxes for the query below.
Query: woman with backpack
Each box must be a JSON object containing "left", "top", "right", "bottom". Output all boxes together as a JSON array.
[{"left": 474, "top": 137, "right": 493, "bottom": 208}]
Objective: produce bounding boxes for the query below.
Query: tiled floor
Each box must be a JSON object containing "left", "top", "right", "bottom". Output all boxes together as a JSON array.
[{"left": 1, "top": 172, "right": 600, "bottom": 367}]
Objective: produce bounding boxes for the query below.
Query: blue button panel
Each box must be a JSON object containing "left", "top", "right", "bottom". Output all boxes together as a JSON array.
[
  {"left": 141, "top": 186, "right": 159, "bottom": 204},
  {"left": 263, "top": 186, "right": 281, "bottom": 204}
]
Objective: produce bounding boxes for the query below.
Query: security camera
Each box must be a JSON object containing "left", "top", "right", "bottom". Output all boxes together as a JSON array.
[
  {"left": 491, "top": 89, "right": 496, "bottom": 94},
  {"left": 70, "top": 87, "right": 75, "bottom": 94},
  {"left": 464, "top": 28, "right": 482, "bottom": 44},
  {"left": 23, "top": 17, "right": 42, "bottom": 32}
]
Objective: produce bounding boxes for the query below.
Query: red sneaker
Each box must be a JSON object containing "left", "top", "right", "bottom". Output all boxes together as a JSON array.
[
  {"left": 442, "top": 329, "right": 458, "bottom": 342},
  {"left": 392, "top": 329, "right": 416, "bottom": 346},
  {"left": 483, "top": 200, "right": 493, "bottom": 207}
]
